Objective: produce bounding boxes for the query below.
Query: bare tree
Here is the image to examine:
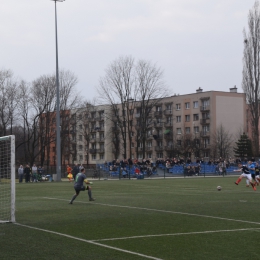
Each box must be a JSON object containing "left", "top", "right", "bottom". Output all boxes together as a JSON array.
[
  {"left": 135, "top": 60, "right": 169, "bottom": 158},
  {"left": 0, "top": 69, "right": 19, "bottom": 136},
  {"left": 211, "top": 124, "right": 233, "bottom": 159},
  {"left": 242, "top": 0, "right": 260, "bottom": 156},
  {"left": 98, "top": 56, "right": 136, "bottom": 160},
  {"left": 98, "top": 56, "right": 170, "bottom": 160}
]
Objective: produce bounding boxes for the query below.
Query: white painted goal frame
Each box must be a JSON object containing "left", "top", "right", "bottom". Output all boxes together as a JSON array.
[{"left": 0, "top": 135, "right": 15, "bottom": 223}]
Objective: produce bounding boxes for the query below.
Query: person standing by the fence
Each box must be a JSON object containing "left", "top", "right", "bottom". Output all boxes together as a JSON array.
[
  {"left": 24, "top": 164, "right": 31, "bottom": 183},
  {"left": 18, "top": 165, "right": 24, "bottom": 183},
  {"left": 72, "top": 164, "right": 79, "bottom": 181},
  {"left": 32, "top": 164, "right": 38, "bottom": 182}
]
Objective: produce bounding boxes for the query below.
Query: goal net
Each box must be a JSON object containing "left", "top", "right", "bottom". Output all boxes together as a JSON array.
[{"left": 0, "top": 135, "right": 15, "bottom": 223}]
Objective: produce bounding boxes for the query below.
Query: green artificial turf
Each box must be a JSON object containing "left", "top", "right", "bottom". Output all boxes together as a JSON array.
[{"left": 1, "top": 177, "right": 260, "bottom": 260}]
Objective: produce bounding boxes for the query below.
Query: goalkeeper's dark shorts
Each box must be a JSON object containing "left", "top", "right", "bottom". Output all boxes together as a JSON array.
[{"left": 74, "top": 185, "right": 86, "bottom": 195}]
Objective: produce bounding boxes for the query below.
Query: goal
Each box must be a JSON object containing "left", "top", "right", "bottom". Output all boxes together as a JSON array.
[{"left": 0, "top": 135, "right": 15, "bottom": 223}]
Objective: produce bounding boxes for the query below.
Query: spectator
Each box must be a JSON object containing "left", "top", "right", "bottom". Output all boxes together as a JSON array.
[
  {"left": 18, "top": 165, "right": 24, "bottom": 183},
  {"left": 38, "top": 166, "right": 43, "bottom": 181},
  {"left": 24, "top": 164, "right": 31, "bottom": 183},
  {"left": 72, "top": 164, "right": 79, "bottom": 181},
  {"left": 67, "top": 165, "right": 73, "bottom": 182},
  {"left": 32, "top": 164, "right": 38, "bottom": 182}
]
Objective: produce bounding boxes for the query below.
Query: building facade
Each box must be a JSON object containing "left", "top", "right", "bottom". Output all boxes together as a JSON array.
[{"left": 42, "top": 87, "right": 247, "bottom": 166}]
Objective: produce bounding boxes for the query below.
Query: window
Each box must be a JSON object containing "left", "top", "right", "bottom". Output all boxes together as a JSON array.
[
  {"left": 195, "top": 139, "right": 200, "bottom": 145},
  {"left": 92, "top": 154, "right": 96, "bottom": 160},
  {"left": 185, "top": 127, "right": 190, "bottom": 134},
  {"left": 203, "top": 151, "right": 209, "bottom": 158},
  {"left": 131, "top": 142, "right": 135, "bottom": 148},
  {"left": 185, "top": 102, "right": 190, "bottom": 109},
  {"left": 79, "top": 135, "right": 82, "bottom": 141},
  {"left": 176, "top": 116, "right": 181, "bottom": 122},
  {"left": 78, "top": 114, "right": 82, "bottom": 120},
  {"left": 193, "top": 101, "right": 198, "bottom": 108},
  {"left": 79, "top": 154, "right": 83, "bottom": 160},
  {"left": 79, "top": 124, "right": 82, "bottom": 129},
  {"left": 185, "top": 115, "right": 190, "bottom": 122},
  {"left": 147, "top": 152, "right": 152, "bottom": 159},
  {"left": 79, "top": 145, "right": 83, "bottom": 151},
  {"left": 203, "top": 125, "right": 210, "bottom": 132},
  {"left": 157, "top": 152, "right": 163, "bottom": 158},
  {"left": 202, "top": 112, "right": 210, "bottom": 119},
  {"left": 177, "top": 128, "right": 182, "bottom": 134},
  {"left": 158, "top": 141, "right": 163, "bottom": 147},
  {"left": 166, "top": 116, "right": 172, "bottom": 124},
  {"left": 176, "top": 104, "right": 181, "bottom": 110},
  {"left": 166, "top": 104, "right": 172, "bottom": 111},
  {"left": 100, "top": 154, "right": 104, "bottom": 160},
  {"left": 177, "top": 140, "right": 182, "bottom": 146},
  {"left": 194, "top": 126, "right": 199, "bottom": 133},
  {"left": 193, "top": 114, "right": 199, "bottom": 121},
  {"left": 156, "top": 106, "right": 162, "bottom": 111},
  {"left": 147, "top": 141, "right": 152, "bottom": 147}
]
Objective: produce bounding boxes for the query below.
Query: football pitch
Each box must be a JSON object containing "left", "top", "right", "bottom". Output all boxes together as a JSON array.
[{"left": 1, "top": 176, "right": 260, "bottom": 260}]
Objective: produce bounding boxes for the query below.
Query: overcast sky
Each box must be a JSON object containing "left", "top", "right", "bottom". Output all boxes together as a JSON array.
[{"left": 1, "top": 0, "right": 257, "bottom": 100}]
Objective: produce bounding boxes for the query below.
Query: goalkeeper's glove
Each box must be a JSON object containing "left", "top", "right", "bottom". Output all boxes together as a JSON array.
[{"left": 89, "top": 182, "right": 93, "bottom": 185}]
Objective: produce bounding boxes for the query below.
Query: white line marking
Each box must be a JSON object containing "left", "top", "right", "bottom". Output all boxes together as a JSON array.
[
  {"left": 93, "top": 228, "right": 260, "bottom": 241},
  {"left": 14, "top": 223, "right": 162, "bottom": 260},
  {"left": 43, "top": 197, "right": 260, "bottom": 226}
]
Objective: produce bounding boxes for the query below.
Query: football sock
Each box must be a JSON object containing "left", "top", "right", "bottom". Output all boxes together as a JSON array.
[
  {"left": 88, "top": 190, "right": 92, "bottom": 199},
  {"left": 70, "top": 194, "right": 77, "bottom": 203},
  {"left": 235, "top": 178, "right": 241, "bottom": 184}
]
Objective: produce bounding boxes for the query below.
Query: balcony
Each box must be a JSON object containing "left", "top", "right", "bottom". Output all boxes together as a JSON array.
[
  {"left": 154, "top": 122, "right": 163, "bottom": 128},
  {"left": 165, "top": 145, "right": 174, "bottom": 151},
  {"left": 112, "top": 127, "right": 120, "bottom": 132},
  {"left": 147, "top": 135, "right": 154, "bottom": 140},
  {"left": 99, "top": 137, "right": 105, "bottom": 142},
  {"left": 97, "top": 148, "right": 105, "bottom": 153},
  {"left": 154, "top": 111, "right": 163, "bottom": 117},
  {"left": 90, "top": 138, "right": 96, "bottom": 143},
  {"left": 164, "top": 109, "right": 172, "bottom": 115},
  {"left": 90, "top": 117, "right": 97, "bottom": 121},
  {"left": 155, "top": 146, "right": 163, "bottom": 151},
  {"left": 89, "top": 149, "right": 97, "bottom": 154},
  {"left": 200, "top": 105, "right": 210, "bottom": 111},
  {"left": 200, "top": 131, "right": 210, "bottom": 137},
  {"left": 164, "top": 134, "right": 173, "bottom": 140},
  {"left": 200, "top": 118, "right": 210, "bottom": 124},
  {"left": 164, "top": 122, "right": 172, "bottom": 127},
  {"left": 146, "top": 146, "right": 153, "bottom": 151},
  {"left": 201, "top": 144, "right": 211, "bottom": 150}
]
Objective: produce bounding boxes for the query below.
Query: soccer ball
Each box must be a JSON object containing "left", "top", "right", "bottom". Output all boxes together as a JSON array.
[{"left": 217, "top": 186, "right": 222, "bottom": 191}]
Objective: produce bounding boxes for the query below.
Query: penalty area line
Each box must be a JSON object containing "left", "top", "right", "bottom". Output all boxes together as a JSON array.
[
  {"left": 43, "top": 197, "right": 260, "bottom": 226},
  {"left": 14, "top": 223, "right": 162, "bottom": 260},
  {"left": 93, "top": 227, "right": 260, "bottom": 242}
]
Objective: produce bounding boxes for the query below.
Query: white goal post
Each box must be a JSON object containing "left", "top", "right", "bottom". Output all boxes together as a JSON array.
[{"left": 0, "top": 135, "right": 15, "bottom": 223}]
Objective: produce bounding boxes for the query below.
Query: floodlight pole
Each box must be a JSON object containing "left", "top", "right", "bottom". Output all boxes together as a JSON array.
[{"left": 51, "top": 0, "right": 65, "bottom": 181}]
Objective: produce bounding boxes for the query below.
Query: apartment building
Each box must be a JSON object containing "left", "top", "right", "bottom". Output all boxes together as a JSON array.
[{"left": 44, "top": 87, "right": 247, "bottom": 166}]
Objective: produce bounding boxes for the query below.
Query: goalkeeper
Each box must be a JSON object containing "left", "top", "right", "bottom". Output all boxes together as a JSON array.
[{"left": 69, "top": 168, "right": 95, "bottom": 204}]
